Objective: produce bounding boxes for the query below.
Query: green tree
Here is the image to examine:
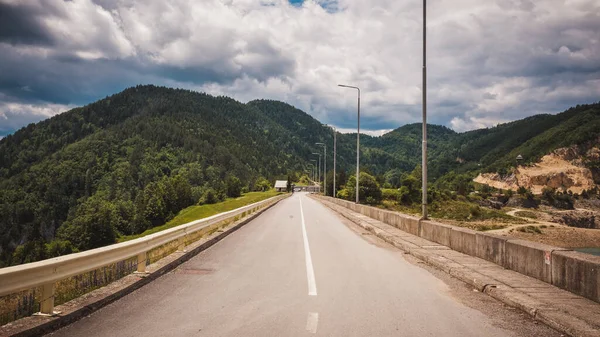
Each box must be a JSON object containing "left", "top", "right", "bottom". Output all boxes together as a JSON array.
[
  {"left": 254, "top": 177, "right": 271, "bottom": 192},
  {"left": 201, "top": 188, "right": 218, "bottom": 205},
  {"left": 345, "top": 172, "right": 382, "bottom": 204},
  {"left": 226, "top": 176, "right": 242, "bottom": 198},
  {"left": 58, "top": 197, "right": 118, "bottom": 250},
  {"left": 45, "top": 240, "right": 76, "bottom": 258}
]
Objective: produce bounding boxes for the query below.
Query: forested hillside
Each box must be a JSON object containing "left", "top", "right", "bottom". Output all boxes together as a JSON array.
[
  {"left": 0, "top": 86, "right": 351, "bottom": 266},
  {"left": 0, "top": 85, "right": 598, "bottom": 267},
  {"left": 367, "top": 103, "right": 600, "bottom": 189}
]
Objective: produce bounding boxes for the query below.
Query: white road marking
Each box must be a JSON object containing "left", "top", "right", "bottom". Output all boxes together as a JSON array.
[
  {"left": 299, "top": 196, "right": 317, "bottom": 296},
  {"left": 306, "top": 312, "right": 319, "bottom": 334}
]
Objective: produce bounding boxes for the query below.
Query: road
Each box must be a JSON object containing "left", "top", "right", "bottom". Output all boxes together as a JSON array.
[{"left": 51, "top": 193, "right": 558, "bottom": 336}]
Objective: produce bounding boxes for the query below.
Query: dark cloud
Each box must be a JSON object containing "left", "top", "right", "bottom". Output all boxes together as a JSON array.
[
  {"left": 0, "top": 0, "right": 599, "bottom": 136},
  {"left": 0, "top": 2, "right": 54, "bottom": 45}
]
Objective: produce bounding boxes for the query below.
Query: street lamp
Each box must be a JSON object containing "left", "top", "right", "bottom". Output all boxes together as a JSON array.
[
  {"left": 326, "top": 125, "right": 337, "bottom": 198},
  {"left": 316, "top": 142, "right": 326, "bottom": 196},
  {"left": 310, "top": 160, "right": 317, "bottom": 185},
  {"left": 312, "top": 152, "right": 321, "bottom": 193},
  {"left": 307, "top": 162, "right": 315, "bottom": 192},
  {"left": 421, "top": 0, "right": 428, "bottom": 219},
  {"left": 338, "top": 84, "right": 360, "bottom": 203}
]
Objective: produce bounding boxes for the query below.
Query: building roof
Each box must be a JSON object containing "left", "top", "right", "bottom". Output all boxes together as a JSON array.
[{"left": 274, "top": 180, "right": 287, "bottom": 188}]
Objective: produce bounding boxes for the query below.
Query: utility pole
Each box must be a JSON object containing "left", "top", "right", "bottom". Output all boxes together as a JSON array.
[
  {"left": 421, "top": 0, "right": 428, "bottom": 219},
  {"left": 332, "top": 126, "right": 337, "bottom": 198},
  {"left": 310, "top": 160, "right": 317, "bottom": 189},
  {"left": 338, "top": 84, "right": 360, "bottom": 203},
  {"left": 316, "top": 142, "right": 326, "bottom": 196},
  {"left": 312, "top": 153, "right": 321, "bottom": 193}
]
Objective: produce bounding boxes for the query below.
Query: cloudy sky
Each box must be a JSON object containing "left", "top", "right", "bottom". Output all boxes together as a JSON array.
[{"left": 0, "top": 0, "right": 599, "bottom": 137}]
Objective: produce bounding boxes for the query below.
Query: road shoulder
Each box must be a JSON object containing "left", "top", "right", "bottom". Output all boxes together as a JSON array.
[
  {"left": 312, "top": 195, "right": 600, "bottom": 337},
  {"left": 0, "top": 197, "right": 287, "bottom": 337}
]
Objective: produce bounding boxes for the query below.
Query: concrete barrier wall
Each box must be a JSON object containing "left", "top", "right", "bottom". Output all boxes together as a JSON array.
[
  {"left": 420, "top": 220, "right": 452, "bottom": 247},
  {"left": 314, "top": 195, "right": 600, "bottom": 304},
  {"left": 450, "top": 227, "right": 478, "bottom": 257},
  {"left": 475, "top": 232, "right": 507, "bottom": 266},
  {"left": 552, "top": 250, "right": 600, "bottom": 303},
  {"left": 504, "top": 239, "right": 564, "bottom": 283}
]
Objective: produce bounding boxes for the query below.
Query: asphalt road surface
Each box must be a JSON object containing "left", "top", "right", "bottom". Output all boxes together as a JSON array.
[{"left": 51, "top": 193, "right": 558, "bottom": 337}]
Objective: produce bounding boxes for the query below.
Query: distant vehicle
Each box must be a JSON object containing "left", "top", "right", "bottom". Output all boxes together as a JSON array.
[{"left": 294, "top": 188, "right": 301, "bottom": 192}]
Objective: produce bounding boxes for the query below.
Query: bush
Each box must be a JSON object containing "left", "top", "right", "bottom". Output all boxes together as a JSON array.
[
  {"left": 45, "top": 240, "right": 77, "bottom": 258},
  {"left": 542, "top": 187, "right": 555, "bottom": 201},
  {"left": 382, "top": 188, "right": 400, "bottom": 201},
  {"left": 517, "top": 225, "right": 542, "bottom": 234},
  {"left": 469, "top": 205, "right": 482, "bottom": 218},
  {"left": 337, "top": 188, "right": 350, "bottom": 200},
  {"left": 345, "top": 172, "right": 382, "bottom": 204},
  {"left": 200, "top": 188, "right": 218, "bottom": 205},
  {"left": 514, "top": 210, "right": 537, "bottom": 219},
  {"left": 225, "top": 176, "right": 242, "bottom": 198},
  {"left": 541, "top": 187, "right": 574, "bottom": 209},
  {"left": 518, "top": 186, "right": 529, "bottom": 195},
  {"left": 58, "top": 197, "right": 118, "bottom": 250},
  {"left": 254, "top": 177, "right": 271, "bottom": 192},
  {"left": 398, "top": 186, "right": 412, "bottom": 204}
]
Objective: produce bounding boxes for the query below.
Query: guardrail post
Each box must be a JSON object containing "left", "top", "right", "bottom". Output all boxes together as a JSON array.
[
  {"left": 136, "top": 252, "right": 147, "bottom": 274},
  {"left": 34, "top": 282, "right": 58, "bottom": 316},
  {"left": 177, "top": 236, "right": 186, "bottom": 252}
]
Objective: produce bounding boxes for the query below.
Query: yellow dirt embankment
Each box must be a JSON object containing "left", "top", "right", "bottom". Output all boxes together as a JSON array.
[{"left": 474, "top": 147, "right": 597, "bottom": 194}]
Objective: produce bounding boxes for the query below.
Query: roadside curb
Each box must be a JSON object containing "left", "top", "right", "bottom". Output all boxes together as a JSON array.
[
  {"left": 2, "top": 195, "right": 289, "bottom": 337},
  {"left": 312, "top": 195, "right": 600, "bottom": 337}
]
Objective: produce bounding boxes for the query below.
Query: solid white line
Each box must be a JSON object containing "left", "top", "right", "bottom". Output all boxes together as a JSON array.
[
  {"left": 306, "top": 312, "right": 319, "bottom": 334},
  {"left": 299, "top": 196, "right": 317, "bottom": 296}
]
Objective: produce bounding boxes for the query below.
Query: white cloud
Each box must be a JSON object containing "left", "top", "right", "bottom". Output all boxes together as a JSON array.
[
  {"left": 336, "top": 127, "right": 393, "bottom": 137},
  {"left": 0, "top": 0, "right": 599, "bottom": 134},
  {"left": 0, "top": 101, "right": 75, "bottom": 135}
]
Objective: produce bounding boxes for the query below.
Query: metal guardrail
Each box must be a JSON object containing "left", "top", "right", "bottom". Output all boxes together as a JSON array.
[{"left": 0, "top": 194, "right": 287, "bottom": 316}]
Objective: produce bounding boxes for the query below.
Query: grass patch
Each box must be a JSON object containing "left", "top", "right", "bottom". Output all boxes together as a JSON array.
[
  {"left": 429, "top": 200, "right": 527, "bottom": 223},
  {"left": 380, "top": 199, "right": 526, "bottom": 223},
  {"left": 514, "top": 211, "right": 538, "bottom": 219},
  {"left": 379, "top": 200, "right": 421, "bottom": 216},
  {"left": 517, "top": 225, "right": 542, "bottom": 234},
  {"left": 119, "top": 190, "right": 282, "bottom": 242},
  {"left": 474, "top": 224, "right": 507, "bottom": 231}
]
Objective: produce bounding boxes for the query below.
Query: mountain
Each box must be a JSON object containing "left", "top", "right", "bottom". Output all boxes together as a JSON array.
[
  {"left": 0, "top": 86, "right": 354, "bottom": 266},
  {"left": 0, "top": 85, "right": 598, "bottom": 267},
  {"left": 364, "top": 103, "right": 600, "bottom": 182}
]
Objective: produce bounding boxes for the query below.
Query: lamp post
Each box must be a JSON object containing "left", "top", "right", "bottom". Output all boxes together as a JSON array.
[
  {"left": 310, "top": 160, "right": 317, "bottom": 185},
  {"left": 307, "top": 162, "right": 315, "bottom": 192},
  {"left": 312, "top": 153, "right": 321, "bottom": 193},
  {"left": 338, "top": 84, "right": 360, "bottom": 203},
  {"left": 316, "top": 142, "right": 326, "bottom": 196},
  {"left": 327, "top": 125, "right": 337, "bottom": 198},
  {"left": 421, "top": 0, "right": 428, "bottom": 219}
]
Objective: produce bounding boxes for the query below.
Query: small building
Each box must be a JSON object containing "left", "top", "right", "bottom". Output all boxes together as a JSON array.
[{"left": 274, "top": 180, "right": 288, "bottom": 192}]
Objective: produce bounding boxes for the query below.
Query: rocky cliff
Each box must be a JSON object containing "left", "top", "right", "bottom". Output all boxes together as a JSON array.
[{"left": 474, "top": 145, "right": 599, "bottom": 194}]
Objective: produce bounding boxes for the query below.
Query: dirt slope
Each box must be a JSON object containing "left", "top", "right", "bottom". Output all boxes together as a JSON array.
[{"left": 474, "top": 146, "right": 597, "bottom": 194}]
